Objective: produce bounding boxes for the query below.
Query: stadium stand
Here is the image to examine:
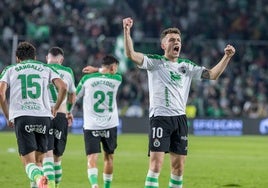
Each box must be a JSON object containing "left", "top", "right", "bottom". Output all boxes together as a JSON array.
[{"left": 1, "top": 0, "right": 268, "bottom": 118}]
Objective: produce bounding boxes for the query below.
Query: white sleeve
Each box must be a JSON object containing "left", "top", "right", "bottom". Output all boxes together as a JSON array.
[
  {"left": 191, "top": 65, "right": 206, "bottom": 80},
  {"left": 137, "top": 55, "right": 155, "bottom": 70}
]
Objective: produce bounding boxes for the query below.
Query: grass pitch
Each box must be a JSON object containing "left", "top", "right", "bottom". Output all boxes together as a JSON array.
[{"left": 0, "top": 132, "right": 267, "bottom": 187}]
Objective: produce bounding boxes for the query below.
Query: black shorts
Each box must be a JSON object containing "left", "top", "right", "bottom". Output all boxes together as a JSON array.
[
  {"left": 83, "top": 127, "right": 117, "bottom": 155},
  {"left": 47, "top": 113, "right": 68, "bottom": 156},
  {"left": 148, "top": 115, "right": 188, "bottom": 155},
  {"left": 14, "top": 116, "right": 51, "bottom": 156}
]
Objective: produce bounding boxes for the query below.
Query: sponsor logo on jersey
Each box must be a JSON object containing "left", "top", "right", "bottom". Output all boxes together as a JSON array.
[
  {"left": 25, "top": 124, "right": 47, "bottom": 134},
  {"left": 92, "top": 130, "right": 110, "bottom": 138}
]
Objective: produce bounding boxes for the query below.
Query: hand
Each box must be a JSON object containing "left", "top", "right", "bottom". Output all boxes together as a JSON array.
[
  {"left": 51, "top": 107, "right": 57, "bottom": 118},
  {"left": 82, "top": 66, "right": 99, "bottom": 74},
  {"left": 7, "top": 120, "right": 14, "bottom": 128},
  {"left": 123, "top": 17, "right": 133, "bottom": 30},
  {"left": 224, "top": 44, "right": 235, "bottom": 57},
  {"left": 66, "top": 112, "right": 73, "bottom": 127}
]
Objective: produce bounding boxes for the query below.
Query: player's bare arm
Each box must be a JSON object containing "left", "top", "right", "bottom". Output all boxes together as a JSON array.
[
  {"left": 0, "top": 82, "right": 13, "bottom": 127},
  {"left": 52, "top": 78, "right": 67, "bottom": 117},
  {"left": 202, "top": 44, "right": 235, "bottom": 80},
  {"left": 82, "top": 66, "right": 99, "bottom": 74},
  {"left": 0, "top": 82, "right": 8, "bottom": 118},
  {"left": 123, "top": 17, "right": 144, "bottom": 66},
  {"left": 66, "top": 92, "right": 76, "bottom": 126}
]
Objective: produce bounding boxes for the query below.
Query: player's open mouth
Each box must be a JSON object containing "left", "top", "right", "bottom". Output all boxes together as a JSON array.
[{"left": 174, "top": 46, "right": 179, "bottom": 52}]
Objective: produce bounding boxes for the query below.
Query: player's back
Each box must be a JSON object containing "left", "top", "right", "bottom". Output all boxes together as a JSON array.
[
  {"left": 0, "top": 59, "right": 60, "bottom": 120},
  {"left": 76, "top": 72, "right": 122, "bottom": 130},
  {"left": 47, "top": 64, "right": 76, "bottom": 111}
]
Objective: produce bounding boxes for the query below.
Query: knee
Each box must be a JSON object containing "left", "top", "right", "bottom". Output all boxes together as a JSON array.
[
  {"left": 171, "top": 162, "right": 185, "bottom": 176},
  {"left": 104, "top": 154, "right": 113, "bottom": 165}
]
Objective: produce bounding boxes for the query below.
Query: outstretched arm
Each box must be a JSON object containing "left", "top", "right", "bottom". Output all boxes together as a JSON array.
[
  {"left": 123, "top": 17, "right": 144, "bottom": 66},
  {"left": 82, "top": 66, "right": 99, "bottom": 74},
  {"left": 202, "top": 44, "right": 236, "bottom": 80}
]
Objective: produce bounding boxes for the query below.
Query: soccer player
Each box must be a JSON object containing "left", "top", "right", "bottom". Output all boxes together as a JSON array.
[
  {"left": 42, "top": 47, "right": 76, "bottom": 188},
  {"left": 123, "top": 17, "right": 236, "bottom": 188},
  {"left": 0, "top": 41, "right": 67, "bottom": 188},
  {"left": 76, "top": 55, "right": 122, "bottom": 188}
]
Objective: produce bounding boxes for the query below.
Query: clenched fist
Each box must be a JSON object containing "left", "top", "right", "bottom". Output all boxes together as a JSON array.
[{"left": 224, "top": 44, "right": 235, "bottom": 57}]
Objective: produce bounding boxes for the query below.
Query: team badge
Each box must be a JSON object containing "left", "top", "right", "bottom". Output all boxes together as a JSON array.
[
  {"left": 179, "top": 66, "right": 186, "bottom": 74},
  {"left": 153, "top": 138, "right": 161, "bottom": 147}
]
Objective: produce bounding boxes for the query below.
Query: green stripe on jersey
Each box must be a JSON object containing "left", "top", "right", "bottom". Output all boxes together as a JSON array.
[{"left": 76, "top": 72, "right": 122, "bottom": 94}]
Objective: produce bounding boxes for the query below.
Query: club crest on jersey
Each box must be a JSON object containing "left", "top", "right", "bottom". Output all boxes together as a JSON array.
[
  {"left": 163, "top": 63, "right": 169, "bottom": 68},
  {"left": 179, "top": 66, "right": 186, "bottom": 74},
  {"left": 153, "top": 138, "right": 161, "bottom": 147}
]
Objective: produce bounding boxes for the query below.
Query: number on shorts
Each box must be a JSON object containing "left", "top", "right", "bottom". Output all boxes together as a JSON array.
[{"left": 152, "top": 127, "right": 163, "bottom": 138}]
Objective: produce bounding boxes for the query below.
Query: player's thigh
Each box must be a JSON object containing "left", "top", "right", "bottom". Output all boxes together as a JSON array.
[
  {"left": 149, "top": 116, "right": 173, "bottom": 152},
  {"left": 101, "top": 127, "right": 117, "bottom": 154},
  {"left": 170, "top": 115, "right": 188, "bottom": 155},
  {"left": 53, "top": 113, "right": 68, "bottom": 156},
  {"left": 15, "top": 116, "right": 50, "bottom": 155},
  {"left": 84, "top": 129, "right": 101, "bottom": 155}
]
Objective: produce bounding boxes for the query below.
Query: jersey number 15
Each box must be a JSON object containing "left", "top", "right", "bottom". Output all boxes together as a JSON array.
[{"left": 18, "top": 74, "right": 41, "bottom": 99}]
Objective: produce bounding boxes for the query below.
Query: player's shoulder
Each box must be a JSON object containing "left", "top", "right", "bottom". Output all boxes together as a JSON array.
[
  {"left": 109, "top": 73, "right": 122, "bottom": 82},
  {"left": 48, "top": 64, "right": 73, "bottom": 72},
  {"left": 0, "top": 64, "right": 16, "bottom": 78},
  {"left": 79, "top": 72, "right": 99, "bottom": 83},
  {"left": 177, "top": 58, "right": 198, "bottom": 66},
  {"left": 80, "top": 72, "right": 122, "bottom": 83},
  {"left": 145, "top": 54, "right": 165, "bottom": 60},
  {"left": 2, "top": 64, "right": 16, "bottom": 71}
]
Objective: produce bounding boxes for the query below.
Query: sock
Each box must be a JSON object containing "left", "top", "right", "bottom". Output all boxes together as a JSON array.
[
  {"left": 30, "top": 180, "right": 38, "bottom": 188},
  {"left": 144, "top": 170, "right": 160, "bottom": 188},
  {"left": 169, "top": 174, "right": 183, "bottom": 188},
  {"left": 25, "top": 163, "right": 43, "bottom": 182},
  {"left": 103, "top": 173, "right": 113, "bottom": 188},
  {"left": 43, "top": 157, "right": 55, "bottom": 182},
  {"left": 87, "top": 168, "right": 98, "bottom": 187},
  {"left": 54, "top": 161, "right": 62, "bottom": 186}
]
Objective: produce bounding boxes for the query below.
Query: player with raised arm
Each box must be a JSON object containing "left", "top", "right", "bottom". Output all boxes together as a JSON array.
[
  {"left": 0, "top": 41, "right": 66, "bottom": 188},
  {"left": 76, "top": 55, "right": 122, "bottom": 188},
  {"left": 123, "top": 17, "right": 235, "bottom": 188},
  {"left": 42, "top": 47, "right": 76, "bottom": 188}
]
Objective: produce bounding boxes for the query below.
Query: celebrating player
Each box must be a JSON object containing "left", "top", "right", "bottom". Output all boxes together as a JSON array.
[{"left": 123, "top": 17, "right": 235, "bottom": 188}]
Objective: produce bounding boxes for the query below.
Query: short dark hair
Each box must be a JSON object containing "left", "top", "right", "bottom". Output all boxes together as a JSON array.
[
  {"left": 48, "top": 47, "right": 64, "bottom": 56},
  {"left": 16, "top": 41, "right": 36, "bottom": 61},
  {"left": 160, "top": 28, "right": 181, "bottom": 41},
  {"left": 101, "top": 55, "right": 119, "bottom": 66}
]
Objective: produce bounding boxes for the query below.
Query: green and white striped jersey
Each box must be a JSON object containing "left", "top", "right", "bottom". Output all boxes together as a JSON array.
[
  {"left": 46, "top": 64, "right": 76, "bottom": 111},
  {"left": 138, "top": 54, "right": 205, "bottom": 117},
  {"left": 0, "top": 60, "right": 61, "bottom": 120},
  {"left": 76, "top": 72, "right": 122, "bottom": 130}
]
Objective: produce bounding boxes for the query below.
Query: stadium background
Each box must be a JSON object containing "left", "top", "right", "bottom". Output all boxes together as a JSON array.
[{"left": 1, "top": 0, "right": 268, "bottom": 135}]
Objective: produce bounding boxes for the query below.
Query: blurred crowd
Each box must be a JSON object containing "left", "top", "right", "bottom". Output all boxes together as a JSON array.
[{"left": 1, "top": 0, "right": 268, "bottom": 118}]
